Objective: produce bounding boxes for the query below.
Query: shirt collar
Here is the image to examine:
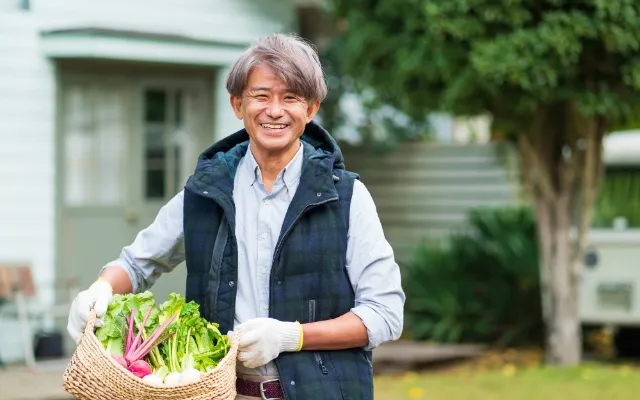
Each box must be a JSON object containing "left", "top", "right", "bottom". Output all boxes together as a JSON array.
[{"left": 243, "top": 141, "right": 304, "bottom": 191}]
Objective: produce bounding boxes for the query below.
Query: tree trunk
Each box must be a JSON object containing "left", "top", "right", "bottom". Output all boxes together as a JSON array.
[
  {"left": 533, "top": 193, "right": 582, "bottom": 365},
  {"left": 518, "top": 104, "right": 605, "bottom": 366}
]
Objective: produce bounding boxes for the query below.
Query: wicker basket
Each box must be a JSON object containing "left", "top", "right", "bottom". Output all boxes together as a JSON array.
[{"left": 62, "top": 311, "right": 239, "bottom": 400}]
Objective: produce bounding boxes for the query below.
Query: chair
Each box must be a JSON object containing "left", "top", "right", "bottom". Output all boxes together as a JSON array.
[{"left": 0, "top": 263, "right": 78, "bottom": 372}]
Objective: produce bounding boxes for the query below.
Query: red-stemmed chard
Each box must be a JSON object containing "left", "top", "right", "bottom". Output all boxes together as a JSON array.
[
  {"left": 124, "top": 307, "right": 177, "bottom": 365},
  {"left": 113, "top": 306, "right": 178, "bottom": 379}
]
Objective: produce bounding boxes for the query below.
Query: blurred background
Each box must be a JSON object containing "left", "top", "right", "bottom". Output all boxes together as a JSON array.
[{"left": 0, "top": 1, "right": 639, "bottom": 399}]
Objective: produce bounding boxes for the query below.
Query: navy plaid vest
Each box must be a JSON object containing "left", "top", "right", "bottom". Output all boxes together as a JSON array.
[{"left": 183, "top": 122, "right": 374, "bottom": 400}]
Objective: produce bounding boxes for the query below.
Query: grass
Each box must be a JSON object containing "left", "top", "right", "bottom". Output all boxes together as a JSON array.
[{"left": 374, "top": 352, "right": 640, "bottom": 400}]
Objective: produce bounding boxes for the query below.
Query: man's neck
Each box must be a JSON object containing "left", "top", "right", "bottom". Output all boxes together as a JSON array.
[{"left": 250, "top": 141, "right": 301, "bottom": 192}]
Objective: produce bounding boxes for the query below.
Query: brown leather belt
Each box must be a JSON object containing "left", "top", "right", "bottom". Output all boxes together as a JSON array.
[{"left": 236, "top": 377, "right": 284, "bottom": 399}]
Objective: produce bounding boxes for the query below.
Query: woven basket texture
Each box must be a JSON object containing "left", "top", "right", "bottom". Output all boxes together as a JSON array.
[{"left": 62, "top": 311, "right": 238, "bottom": 400}]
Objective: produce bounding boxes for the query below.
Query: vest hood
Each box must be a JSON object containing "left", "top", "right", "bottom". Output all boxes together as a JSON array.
[{"left": 194, "top": 120, "right": 345, "bottom": 174}]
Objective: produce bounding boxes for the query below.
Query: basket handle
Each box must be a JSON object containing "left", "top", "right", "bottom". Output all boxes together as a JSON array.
[{"left": 83, "top": 308, "right": 98, "bottom": 336}]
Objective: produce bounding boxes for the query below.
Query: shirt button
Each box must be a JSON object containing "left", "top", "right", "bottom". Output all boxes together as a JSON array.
[
  {"left": 263, "top": 199, "right": 270, "bottom": 205},
  {"left": 228, "top": 281, "right": 235, "bottom": 287},
  {"left": 263, "top": 305, "right": 269, "bottom": 310},
  {"left": 261, "top": 232, "right": 268, "bottom": 239},
  {"left": 260, "top": 267, "right": 267, "bottom": 274}
]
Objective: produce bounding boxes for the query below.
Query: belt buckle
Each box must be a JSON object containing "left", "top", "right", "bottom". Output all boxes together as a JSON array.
[{"left": 259, "top": 378, "right": 280, "bottom": 400}]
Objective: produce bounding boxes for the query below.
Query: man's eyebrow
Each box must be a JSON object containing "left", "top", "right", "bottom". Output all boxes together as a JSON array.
[{"left": 248, "top": 86, "right": 296, "bottom": 93}]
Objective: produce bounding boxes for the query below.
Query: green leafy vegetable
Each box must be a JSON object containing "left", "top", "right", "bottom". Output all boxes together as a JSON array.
[
  {"left": 95, "top": 291, "right": 229, "bottom": 376},
  {"left": 95, "top": 291, "right": 159, "bottom": 357},
  {"left": 157, "top": 293, "right": 228, "bottom": 374}
]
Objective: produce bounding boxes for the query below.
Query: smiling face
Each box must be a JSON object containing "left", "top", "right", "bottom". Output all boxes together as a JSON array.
[{"left": 230, "top": 64, "right": 320, "bottom": 159}]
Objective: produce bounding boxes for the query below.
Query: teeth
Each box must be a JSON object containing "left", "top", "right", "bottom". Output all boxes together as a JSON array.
[{"left": 262, "top": 124, "right": 286, "bottom": 129}]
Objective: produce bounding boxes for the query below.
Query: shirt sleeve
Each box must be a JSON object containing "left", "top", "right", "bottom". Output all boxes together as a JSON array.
[
  {"left": 347, "top": 180, "right": 406, "bottom": 350},
  {"left": 100, "top": 191, "right": 186, "bottom": 293}
]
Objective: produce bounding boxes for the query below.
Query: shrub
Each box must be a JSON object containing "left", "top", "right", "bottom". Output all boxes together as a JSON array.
[
  {"left": 592, "top": 167, "right": 640, "bottom": 228},
  {"left": 403, "top": 206, "right": 544, "bottom": 347}
]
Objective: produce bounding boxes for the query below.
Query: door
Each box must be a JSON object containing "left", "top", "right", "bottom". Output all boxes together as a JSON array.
[
  {"left": 132, "top": 82, "right": 210, "bottom": 302},
  {"left": 57, "top": 68, "right": 213, "bottom": 303}
]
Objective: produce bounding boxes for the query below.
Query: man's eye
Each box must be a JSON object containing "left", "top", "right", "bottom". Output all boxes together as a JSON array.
[{"left": 255, "top": 95, "right": 268, "bottom": 101}]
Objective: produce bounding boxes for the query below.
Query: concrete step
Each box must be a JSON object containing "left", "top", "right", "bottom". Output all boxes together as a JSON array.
[{"left": 372, "top": 340, "right": 486, "bottom": 375}]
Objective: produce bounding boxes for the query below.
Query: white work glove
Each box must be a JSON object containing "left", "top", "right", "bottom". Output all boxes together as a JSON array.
[
  {"left": 235, "top": 318, "right": 303, "bottom": 369},
  {"left": 67, "top": 278, "right": 113, "bottom": 343}
]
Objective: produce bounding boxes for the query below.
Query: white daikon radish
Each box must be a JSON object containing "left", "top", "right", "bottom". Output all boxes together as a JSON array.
[
  {"left": 164, "top": 371, "right": 182, "bottom": 386},
  {"left": 141, "top": 374, "right": 164, "bottom": 387},
  {"left": 180, "top": 368, "right": 202, "bottom": 384}
]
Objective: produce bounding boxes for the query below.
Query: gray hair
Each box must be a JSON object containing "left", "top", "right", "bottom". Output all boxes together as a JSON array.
[{"left": 226, "top": 33, "right": 327, "bottom": 103}]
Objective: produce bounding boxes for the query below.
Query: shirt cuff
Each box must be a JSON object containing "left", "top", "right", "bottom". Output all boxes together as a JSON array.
[{"left": 350, "top": 305, "right": 386, "bottom": 351}]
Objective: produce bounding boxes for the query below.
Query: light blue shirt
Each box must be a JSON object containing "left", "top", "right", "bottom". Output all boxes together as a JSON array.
[{"left": 105, "top": 141, "right": 405, "bottom": 376}]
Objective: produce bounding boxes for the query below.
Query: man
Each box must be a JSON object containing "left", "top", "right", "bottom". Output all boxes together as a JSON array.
[{"left": 67, "top": 33, "right": 405, "bottom": 400}]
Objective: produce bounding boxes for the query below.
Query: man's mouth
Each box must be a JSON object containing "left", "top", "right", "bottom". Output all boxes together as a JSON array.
[{"left": 260, "top": 123, "right": 288, "bottom": 130}]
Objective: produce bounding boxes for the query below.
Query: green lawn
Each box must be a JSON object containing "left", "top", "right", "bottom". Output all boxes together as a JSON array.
[{"left": 374, "top": 362, "right": 640, "bottom": 400}]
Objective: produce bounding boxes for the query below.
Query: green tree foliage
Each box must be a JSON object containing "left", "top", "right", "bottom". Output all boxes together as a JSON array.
[
  {"left": 329, "top": 0, "right": 640, "bottom": 129},
  {"left": 328, "top": 0, "right": 640, "bottom": 366}
]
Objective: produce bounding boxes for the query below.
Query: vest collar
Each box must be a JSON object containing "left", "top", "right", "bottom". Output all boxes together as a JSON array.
[
  {"left": 185, "top": 121, "right": 343, "bottom": 232},
  {"left": 185, "top": 140, "right": 340, "bottom": 233}
]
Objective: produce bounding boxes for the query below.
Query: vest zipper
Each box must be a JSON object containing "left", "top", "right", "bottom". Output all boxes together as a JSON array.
[
  {"left": 207, "top": 220, "right": 235, "bottom": 321},
  {"left": 315, "top": 353, "right": 329, "bottom": 375},
  {"left": 309, "top": 299, "right": 316, "bottom": 322},
  {"left": 309, "top": 299, "right": 329, "bottom": 375}
]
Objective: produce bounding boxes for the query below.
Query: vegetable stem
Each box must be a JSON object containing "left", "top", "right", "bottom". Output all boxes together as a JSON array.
[
  {"left": 127, "top": 306, "right": 154, "bottom": 359},
  {"left": 137, "top": 323, "right": 166, "bottom": 369},
  {"left": 125, "top": 310, "right": 136, "bottom": 356},
  {"left": 125, "top": 313, "right": 178, "bottom": 365}
]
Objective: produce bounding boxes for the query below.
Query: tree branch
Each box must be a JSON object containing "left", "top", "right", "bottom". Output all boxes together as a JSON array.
[
  {"left": 531, "top": 194, "right": 554, "bottom": 327},
  {"left": 561, "top": 101, "right": 583, "bottom": 198},
  {"left": 518, "top": 134, "right": 556, "bottom": 201},
  {"left": 573, "top": 116, "right": 606, "bottom": 278}
]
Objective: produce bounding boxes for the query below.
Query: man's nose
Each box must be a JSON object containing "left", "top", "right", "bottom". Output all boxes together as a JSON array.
[{"left": 265, "top": 100, "right": 285, "bottom": 118}]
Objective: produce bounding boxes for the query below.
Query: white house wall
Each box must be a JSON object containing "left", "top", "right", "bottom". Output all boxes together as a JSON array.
[
  {"left": 0, "top": 10, "right": 57, "bottom": 362},
  {"left": 32, "top": 0, "right": 298, "bottom": 44}
]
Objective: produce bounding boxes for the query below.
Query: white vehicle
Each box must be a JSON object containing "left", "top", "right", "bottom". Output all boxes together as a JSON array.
[{"left": 579, "top": 130, "right": 640, "bottom": 356}]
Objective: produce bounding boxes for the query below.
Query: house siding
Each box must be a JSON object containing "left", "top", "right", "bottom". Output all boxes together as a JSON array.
[
  {"left": 0, "top": 10, "right": 57, "bottom": 362},
  {"left": 341, "top": 141, "right": 522, "bottom": 263}
]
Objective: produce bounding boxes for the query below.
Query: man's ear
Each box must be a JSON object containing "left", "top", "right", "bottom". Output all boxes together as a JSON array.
[
  {"left": 230, "top": 95, "right": 243, "bottom": 119},
  {"left": 306, "top": 100, "right": 321, "bottom": 122}
]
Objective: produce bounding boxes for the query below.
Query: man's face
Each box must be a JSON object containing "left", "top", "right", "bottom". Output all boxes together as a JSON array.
[{"left": 230, "top": 64, "right": 320, "bottom": 157}]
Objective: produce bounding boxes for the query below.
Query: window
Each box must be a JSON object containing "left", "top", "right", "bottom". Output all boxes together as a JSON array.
[
  {"left": 144, "top": 88, "right": 195, "bottom": 200},
  {"left": 63, "top": 83, "right": 127, "bottom": 207}
]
